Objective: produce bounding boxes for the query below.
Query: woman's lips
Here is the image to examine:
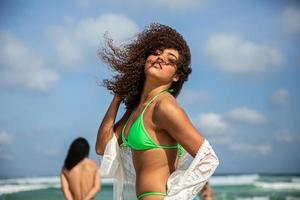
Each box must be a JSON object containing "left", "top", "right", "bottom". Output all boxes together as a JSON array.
[{"left": 152, "top": 62, "right": 162, "bottom": 69}]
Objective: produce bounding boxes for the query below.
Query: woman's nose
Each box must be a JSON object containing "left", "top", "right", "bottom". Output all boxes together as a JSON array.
[{"left": 156, "top": 57, "right": 163, "bottom": 63}]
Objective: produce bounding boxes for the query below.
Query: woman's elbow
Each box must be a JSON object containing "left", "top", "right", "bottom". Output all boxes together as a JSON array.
[
  {"left": 95, "top": 135, "right": 107, "bottom": 155},
  {"left": 95, "top": 144, "right": 104, "bottom": 156},
  {"left": 96, "top": 128, "right": 115, "bottom": 155},
  {"left": 97, "top": 185, "right": 101, "bottom": 193},
  {"left": 93, "top": 183, "right": 101, "bottom": 194}
]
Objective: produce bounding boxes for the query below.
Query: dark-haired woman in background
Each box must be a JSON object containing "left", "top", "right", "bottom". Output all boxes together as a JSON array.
[
  {"left": 96, "top": 23, "right": 218, "bottom": 200},
  {"left": 61, "top": 137, "right": 101, "bottom": 200}
]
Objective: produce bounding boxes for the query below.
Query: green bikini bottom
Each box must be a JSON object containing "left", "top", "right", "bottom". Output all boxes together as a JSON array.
[{"left": 137, "top": 192, "right": 167, "bottom": 199}]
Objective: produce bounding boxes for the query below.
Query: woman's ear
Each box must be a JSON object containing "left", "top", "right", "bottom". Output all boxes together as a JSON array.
[{"left": 172, "top": 74, "right": 179, "bottom": 82}]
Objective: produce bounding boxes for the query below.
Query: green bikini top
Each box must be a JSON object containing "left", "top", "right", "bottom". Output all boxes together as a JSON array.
[{"left": 121, "top": 89, "right": 184, "bottom": 157}]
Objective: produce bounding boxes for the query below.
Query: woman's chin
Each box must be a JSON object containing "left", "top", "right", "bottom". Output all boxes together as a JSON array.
[
  {"left": 145, "top": 67, "right": 160, "bottom": 76},
  {"left": 146, "top": 74, "right": 172, "bottom": 85}
]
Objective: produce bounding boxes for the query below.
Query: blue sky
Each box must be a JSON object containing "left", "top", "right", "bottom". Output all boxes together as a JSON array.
[{"left": 0, "top": 0, "right": 300, "bottom": 177}]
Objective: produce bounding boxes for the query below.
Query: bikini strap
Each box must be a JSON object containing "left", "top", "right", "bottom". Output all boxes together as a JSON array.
[
  {"left": 141, "top": 89, "right": 171, "bottom": 114},
  {"left": 122, "top": 88, "right": 172, "bottom": 141}
]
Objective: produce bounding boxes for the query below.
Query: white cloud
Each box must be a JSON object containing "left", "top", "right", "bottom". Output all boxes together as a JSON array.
[
  {"left": 0, "top": 31, "right": 59, "bottom": 92},
  {"left": 282, "top": 6, "right": 300, "bottom": 35},
  {"left": 270, "top": 89, "right": 289, "bottom": 107},
  {"left": 204, "top": 34, "right": 282, "bottom": 75},
  {"left": 228, "top": 106, "right": 267, "bottom": 124},
  {"left": 0, "top": 131, "right": 13, "bottom": 145},
  {"left": 179, "top": 89, "right": 212, "bottom": 104},
  {"left": 229, "top": 142, "right": 272, "bottom": 155},
  {"left": 48, "top": 28, "right": 83, "bottom": 67},
  {"left": 47, "top": 13, "right": 139, "bottom": 68},
  {"left": 274, "top": 129, "right": 300, "bottom": 143},
  {"left": 196, "top": 112, "right": 229, "bottom": 135}
]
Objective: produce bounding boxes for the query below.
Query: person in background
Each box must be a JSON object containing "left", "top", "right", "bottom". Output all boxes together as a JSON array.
[
  {"left": 193, "top": 183, "right": 215, "bottom": 200},
  {"left": 200, "top": 183, "right": 216, "bottom": 200},
  {"left": 61, "top": 137, "right": 101, "bottom": 200}
]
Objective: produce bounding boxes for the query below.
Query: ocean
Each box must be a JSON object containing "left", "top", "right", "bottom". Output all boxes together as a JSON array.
[{"left": 0, "top": 174, "right": 300, "bottom": 200}]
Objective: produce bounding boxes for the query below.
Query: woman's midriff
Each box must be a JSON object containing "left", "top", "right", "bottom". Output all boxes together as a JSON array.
[{"left": 132, "top": 148, "right": 178, "bottom": 196}]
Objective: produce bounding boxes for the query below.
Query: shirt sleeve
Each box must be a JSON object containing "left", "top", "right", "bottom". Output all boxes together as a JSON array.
[
  {"left": 100, "top": 134, "right": 120, "bottom": 177},
  {"left": 165, "top": 139, "right": 219, "bottom": 200},
  {"left": 100, "top": 134, "right": 124, "bottom": 200}
]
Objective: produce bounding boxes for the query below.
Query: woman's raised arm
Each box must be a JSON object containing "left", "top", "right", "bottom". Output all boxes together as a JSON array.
[{"left": 95, "top": 95, "right": 122, "bottom": 155}]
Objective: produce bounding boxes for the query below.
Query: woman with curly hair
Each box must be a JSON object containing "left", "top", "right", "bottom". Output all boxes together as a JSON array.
[{"left": 96, "top": 23, "right": 219, "bottom": 200}]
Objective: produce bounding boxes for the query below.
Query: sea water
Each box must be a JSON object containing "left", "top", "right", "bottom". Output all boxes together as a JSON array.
[{"left": 1, "top": 174, "right": 300, "bottom": 200}]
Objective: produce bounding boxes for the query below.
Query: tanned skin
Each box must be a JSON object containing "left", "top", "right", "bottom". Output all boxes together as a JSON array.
[
  {"left": 96, "top": 48, "right": 207, "bottom": 200},
  {"left": 61, "top": 158, "right": 100, "bottom": 200}
]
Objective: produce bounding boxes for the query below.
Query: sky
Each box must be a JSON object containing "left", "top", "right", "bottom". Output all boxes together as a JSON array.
[{"left": 0, "top": 0, "right": 300, "bottom": 177}]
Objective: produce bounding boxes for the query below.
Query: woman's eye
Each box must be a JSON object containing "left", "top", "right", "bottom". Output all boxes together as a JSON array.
[{"left": 168, "top": 58, "right": 177, "bottom": 64}]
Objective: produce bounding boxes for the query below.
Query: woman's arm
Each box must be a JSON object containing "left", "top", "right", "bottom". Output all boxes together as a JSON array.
[
  {"left": 60, "top": 171, "right": 74, "bottom": 200},
  {"left": 155, "top": 98, "right": 219, "bottom": 199},
  {"left": 95, "top": 95, "right": 122, "bottom": 155},
  {"left": 83, "top": 164, "right": 101, "bottom": 200},
  {"left": 154, "top": 98, "right": 205, "bottom": 157}
]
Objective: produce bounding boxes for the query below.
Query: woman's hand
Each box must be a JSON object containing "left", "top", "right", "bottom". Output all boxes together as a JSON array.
[{"left": 113, "top": 94, "right": 123, "bottom": 103}]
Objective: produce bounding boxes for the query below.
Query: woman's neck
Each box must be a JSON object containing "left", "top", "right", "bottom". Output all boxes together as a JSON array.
[{"left": 140, "top": 81, "right": 171, "bottom": 106}]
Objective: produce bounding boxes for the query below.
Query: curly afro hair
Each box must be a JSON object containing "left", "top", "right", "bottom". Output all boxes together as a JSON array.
[{"left": 100, "top": 23, "right": 192, "bottom": 110}]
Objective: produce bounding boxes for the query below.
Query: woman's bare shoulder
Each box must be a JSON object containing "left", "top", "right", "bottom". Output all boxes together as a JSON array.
[
  {"left": 84, "top": 159, "right": 99, "bottom": 170},
  {"left": 155, "top": 93, "right": 183, "bottom": 115},
  {"left": 154, "top": 93, "right": 204, "bottom": 156},
  {"left": 61, "top": 167, "right": 67, "bottom": 175}
]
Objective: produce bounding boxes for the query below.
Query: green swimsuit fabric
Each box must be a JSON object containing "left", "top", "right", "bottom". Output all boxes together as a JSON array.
[
  {"left": 121, "top": 89, "right": 184, "bottom": 199},
  {"left": 137, "top": 192, "right": 166, "bottom": 199},
  {"left": 121, "top": 89, "right": 182, "bottom": 152}
]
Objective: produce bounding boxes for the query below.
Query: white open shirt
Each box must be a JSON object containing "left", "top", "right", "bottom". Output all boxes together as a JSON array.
[{"left": 100, "top": 134, "right": 219, "bottom": 200}]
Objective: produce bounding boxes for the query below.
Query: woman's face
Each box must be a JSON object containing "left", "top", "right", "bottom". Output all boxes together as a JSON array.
[{"left": 144, "top": 48, "right": 180, "bottom": 84}]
